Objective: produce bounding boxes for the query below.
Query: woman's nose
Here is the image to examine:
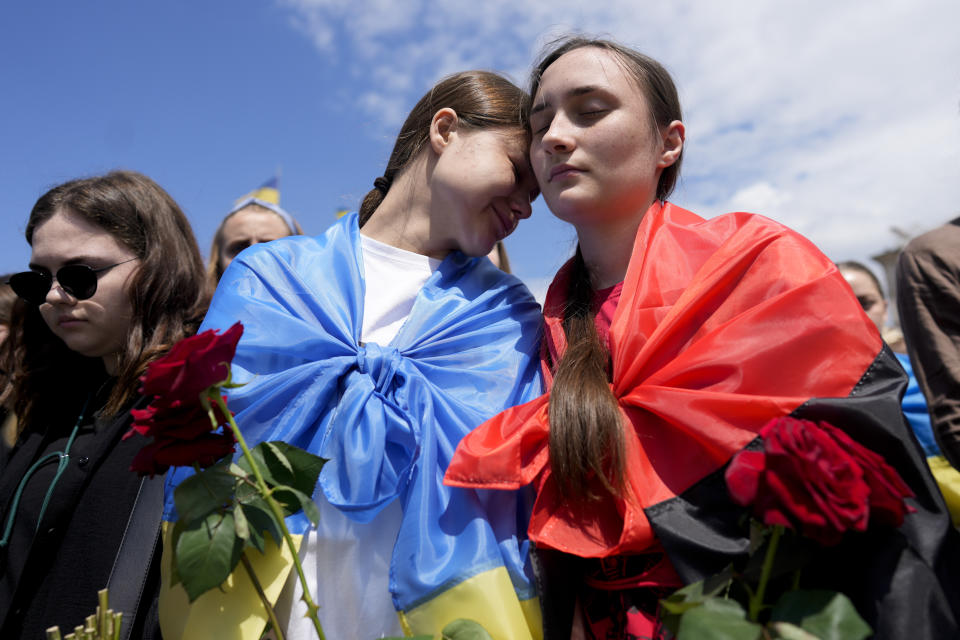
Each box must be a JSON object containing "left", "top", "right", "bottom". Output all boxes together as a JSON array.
[
  {"left": 45, "top": 278, "right": 74, "bottom": 305},
  {"left": 540, "top": 114, "right": 575, "bottom": 154}
]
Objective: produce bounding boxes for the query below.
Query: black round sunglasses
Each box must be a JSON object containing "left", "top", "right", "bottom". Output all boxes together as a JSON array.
[{"left": 6, "top": 258, "right": 138, "bottom": 305}]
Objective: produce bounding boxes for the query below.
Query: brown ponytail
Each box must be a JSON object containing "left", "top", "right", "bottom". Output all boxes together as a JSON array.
[
  {"left": 536, "top": 36, "right": 684, "bottom": 501},
  {"left": 548, "top": 249, "right": 626, "bottom": 501}
]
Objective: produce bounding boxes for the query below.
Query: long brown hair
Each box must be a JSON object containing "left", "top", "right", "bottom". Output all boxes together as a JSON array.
[
  {"left": 14, "top": 170, "right": 209, "bottom": 429},
  {"left": 535, "top": 37, "right": 684, "bottom": 500},
  {"left": 358, "top": 70, "right": 529, "bottom": 227}
]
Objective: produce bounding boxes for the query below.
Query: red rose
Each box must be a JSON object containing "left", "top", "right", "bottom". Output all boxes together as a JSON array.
[
  {"left": 125, "top": 396, "right": 236, "bottom": 476},
  {"left": 139, "top": 322, "right": 243, "bottom": 404},
  {"left": 124, "top": 397, "right": 231, "bottom": 442},
  {"left": 130, "top": 432, "right": 236, "bottom": 476},
  {"left": 127, "top": 322, "right": 243, "bottom": 476},
  {"left": 816, "top": 421, "right": 916, "bottom": 527},
  {"left": 726, "top": 417, "right": 870, "bottom": 546}
]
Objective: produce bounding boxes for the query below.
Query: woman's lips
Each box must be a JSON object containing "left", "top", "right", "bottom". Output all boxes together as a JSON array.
[
  {"left": 57, "top": 316, "right": 85, "bottom": 327},
  {"left": 493, "top": 206, "right": 517, "bottom": 240},
  {"left": 548, "top": 163, "right": 581, "bottom": 182}
]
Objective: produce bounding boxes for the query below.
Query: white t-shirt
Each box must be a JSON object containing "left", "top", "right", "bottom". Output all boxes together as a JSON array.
[
  {"left": 359, "top": 234, "right": 441, "bottom": 345},
  {"left": 274, "top": 234, "right": 441, "bottom": 639}
]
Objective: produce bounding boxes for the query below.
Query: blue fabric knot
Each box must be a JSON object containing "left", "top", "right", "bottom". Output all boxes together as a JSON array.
[
  {"left": 356, "top": 342, "right": 406, "bottom": 397},
  {"left": 317, "top": 342, "right": 419, "bottom": 522}
]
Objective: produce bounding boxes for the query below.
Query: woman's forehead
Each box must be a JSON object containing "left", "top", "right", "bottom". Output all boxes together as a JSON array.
[
  {"left": 534, "top": 47, "right": 630, "bottom": 103},
  {"left": 30, "top": 208, "right": 129, "bottom": 264}
]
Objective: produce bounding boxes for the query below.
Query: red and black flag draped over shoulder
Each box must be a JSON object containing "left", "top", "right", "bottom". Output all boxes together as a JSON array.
[{"left": 447, "top": 202, "right": 960, "bottom": 639}]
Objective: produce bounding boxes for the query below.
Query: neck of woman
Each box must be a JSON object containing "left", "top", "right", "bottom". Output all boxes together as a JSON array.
[
  {"left": 359, "top": 161, "right": 448, "bottom": 260},
  {"left": 574, "top": 203, "right": 653, "bottom": 290}
]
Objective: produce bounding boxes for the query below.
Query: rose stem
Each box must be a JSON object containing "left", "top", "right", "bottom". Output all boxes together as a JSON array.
[
  {"left": 749, "top": 524, "right": 783, "bottom": 622},
  {"left": 240, "top": 551, "right": 286, "bottom": 640},
  {"left": 212, "top": 392, "right": 326, "bottom": 640}
]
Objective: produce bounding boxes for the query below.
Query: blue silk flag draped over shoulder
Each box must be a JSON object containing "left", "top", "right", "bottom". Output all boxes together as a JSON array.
[{"left": 163, "top": 213, "right": 543, "bottom": 634}]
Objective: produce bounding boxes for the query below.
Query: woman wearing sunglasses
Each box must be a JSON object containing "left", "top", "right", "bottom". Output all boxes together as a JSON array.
[{"left": 0, "top": 170, "right": 208, "bottom": 639}]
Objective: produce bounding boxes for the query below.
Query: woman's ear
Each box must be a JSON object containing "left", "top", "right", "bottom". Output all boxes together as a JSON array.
[
  {"left": 429, "top": 108, "right": 459, "bottom": 154},
  {"left": 658, "top": 120, "right": 685, "bottom": 169}
]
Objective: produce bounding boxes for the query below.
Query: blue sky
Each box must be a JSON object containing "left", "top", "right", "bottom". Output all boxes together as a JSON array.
[{"left": 2, "top": 0, "right": 958, "bottom": 300}]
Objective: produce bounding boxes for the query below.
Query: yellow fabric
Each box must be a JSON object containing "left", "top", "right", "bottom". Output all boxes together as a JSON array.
[
  {"left": 159, "top": 522, "right": 299, "bottom": 640},
  {"left": 398, "top": 566, "right": 542, "bottom": 640},
  {"left": 236, "top": 186, "right": 280, "bottom": 206},
  {"left": 928, "top": 455, "right": 960, "bottom": 527}
]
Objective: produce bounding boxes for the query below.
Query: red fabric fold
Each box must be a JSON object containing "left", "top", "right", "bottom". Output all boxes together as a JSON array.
[{"left": 446, "top": 202, "right": 881, "bottom": 557}]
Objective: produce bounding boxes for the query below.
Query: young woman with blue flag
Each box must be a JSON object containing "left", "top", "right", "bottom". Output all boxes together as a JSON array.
[{"left": 161, "top": 70, "right": 544, "bottom": 640}]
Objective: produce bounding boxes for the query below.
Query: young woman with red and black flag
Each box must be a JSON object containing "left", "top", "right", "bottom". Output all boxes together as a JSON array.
[{"left": 446, "top": 36, "right": 960, "bottom": 639}]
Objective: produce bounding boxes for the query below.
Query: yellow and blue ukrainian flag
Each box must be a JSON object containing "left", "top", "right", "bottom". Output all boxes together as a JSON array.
[
  {"left": 160, "top": 213, "right": 544, "bottom": 639},
  {"left": 235, "top": 176, "right": 280, "bottom": 206}
]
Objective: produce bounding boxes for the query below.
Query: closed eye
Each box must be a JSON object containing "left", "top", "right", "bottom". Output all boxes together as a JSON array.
[
  {"left": 225, "top": 240, "right": 252, "bottom": 258},
  {"left": 579, "top": 109, "right": 608, "bottom": 119}
]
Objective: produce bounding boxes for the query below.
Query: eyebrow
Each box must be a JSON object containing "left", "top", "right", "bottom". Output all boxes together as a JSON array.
[
  {"left": 27, "top": 255, "right": 109, "bottom": 270},
  {"left": 531, "top": 85, "right": 603, "bottom": 115}
]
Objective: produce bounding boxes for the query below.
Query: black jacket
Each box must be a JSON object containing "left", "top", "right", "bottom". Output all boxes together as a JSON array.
[{"left": 0, "top": 386, "right": 161, "bottom": 639}]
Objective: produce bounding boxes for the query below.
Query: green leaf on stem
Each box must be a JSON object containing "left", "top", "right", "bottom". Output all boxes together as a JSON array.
[
  {"left": 235, "top": 442, "right": 278, "bottom": 486},
  {"left": 233, "top": 503, "right": 250, "bottom": 541},
  {"left": 769, "top": 622, "right": 821, "bottom": 639},
  {"left": 239, "top": 499, "right": 284, "bottom": 553},
  {"left": 176, "top": 511, "right": 243, "bottom": 602},
  {"left": 676, "top": 598, "right": 762, "bottom": 640},
  {"left": 441, "top": 619, "right": 495, "bottom": 639},
  {"left": 271, "top": 484, "right": 322, "bottom": 524},
  {"left": 264, "top": 442, "right": 295, "bottom": 478},
  {"left": 167, "top": 519, "right": 186, "bottom": 588},
  {"left": 660, "top": 565, "right": 735, "bottom": 633},
  {"left": 771, "top": 590, "right": 871, "bottom": 640},
  {"left": 238, "top": 440, "right": 326, "bottom": 498},
  {"left": 173, "top": 462, "right": 237, "bottom": 525},
  {"left": 381, "top": 619, "right": 491, "bottom": 640}
]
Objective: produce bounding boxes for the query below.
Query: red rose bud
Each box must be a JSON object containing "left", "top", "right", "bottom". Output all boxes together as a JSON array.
[
  {"left": 124, "top": 397, "right": 231, "bottom": 442},
  {"left": 726, "top": 449, "right": 765, "bottom": 507},
  {"left": 726, "top": 416, "right": 872, "bottom": 546},
  {"left": 130, "top": 432, "right": 236, "bottom": 476},
  {"left": 815, "top": 421, "right": 916, "bottom": 527},
  {"left": 139, "top": 322, "right": 243, "bottom": 404}
]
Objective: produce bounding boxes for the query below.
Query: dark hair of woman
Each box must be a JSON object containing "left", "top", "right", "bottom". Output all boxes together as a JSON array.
[
  {"left": 533, "top": 37, "right": 684, "bottom": 500},
  {"left": 14, "top": 170, "right": 209, "bottom": 429},
  {"left": 0, "top": 278, "right": 19, "bottom": 433},
  {"left": 836, "top": 260, "right": 885, "bottom": 297},
  {"left": 0, "top": 277, "right": 16, "bottom": 328},
  {"left": 358, "top": 70, "right": 530, "bottom": 228}
]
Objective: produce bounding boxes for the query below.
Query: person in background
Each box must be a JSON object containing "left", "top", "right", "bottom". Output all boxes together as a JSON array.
[
  {"left": 0, "top": 277, "right": 15, "bottom": 349},
  {"left": 206, "top": 198, "right": 303, "bottom": 289},
  {"left": 0, "top": 171, "right": 208, "bottom": 639},
  {"left": 897, "top": 218, "right": 960, "bottom": 474},
  {"left": 0, "top": 277, "right": 19, "bottom": 465},
  {"left": 161, "top": 70, "right": 543, "bottom": 640},
  {"left": 447, "top": 36, "right": 960, "bottom": 638},
  {"left": 839, "top": 260, "right": 960, "bottom": 525}
]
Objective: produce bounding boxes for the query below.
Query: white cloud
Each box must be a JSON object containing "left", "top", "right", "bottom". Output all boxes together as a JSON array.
[{"left": 279, "top": 0, "right": 960, "bottom": 276}]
